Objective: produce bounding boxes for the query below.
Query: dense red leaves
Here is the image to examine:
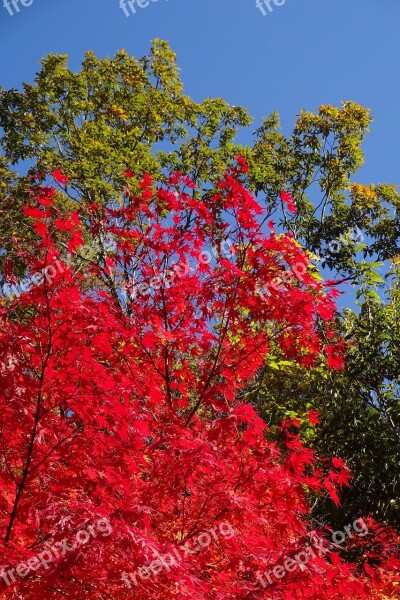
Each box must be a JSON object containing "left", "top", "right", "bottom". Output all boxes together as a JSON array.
[
  {"left": 326, "top": 344, "right": 346, "bottom": 370},
  {"left": 0, "top": 168, "right": 399, "bottom": 598}
]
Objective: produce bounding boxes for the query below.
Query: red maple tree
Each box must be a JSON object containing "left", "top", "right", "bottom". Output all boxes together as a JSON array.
[{"left": 0, "top": 161, "right": 398, "bottom": 598}]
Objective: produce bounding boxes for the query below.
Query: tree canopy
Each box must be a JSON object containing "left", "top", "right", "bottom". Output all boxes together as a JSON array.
[{"left": 0, "top": 41, "right": 399, "bottom": 597}]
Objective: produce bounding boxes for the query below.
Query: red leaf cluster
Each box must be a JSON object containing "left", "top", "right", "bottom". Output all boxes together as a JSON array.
[{"left": 0, "top": 167, "right": 398, "bottom": 598}]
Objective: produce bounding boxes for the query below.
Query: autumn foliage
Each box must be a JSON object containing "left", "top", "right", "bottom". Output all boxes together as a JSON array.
[{"left": 0, "top": 161, "right": 399, "bottom": 598}]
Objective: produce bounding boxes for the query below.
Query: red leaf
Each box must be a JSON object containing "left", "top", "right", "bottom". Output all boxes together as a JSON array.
[
  {"left": 308, "top": 409, "right": 320, "bottom": 426},
  {"left": 53, "top": 169, "right": 69, "bottom": 184}
]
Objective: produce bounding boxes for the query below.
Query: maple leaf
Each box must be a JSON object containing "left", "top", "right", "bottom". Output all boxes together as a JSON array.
[
  {"left": 53, "top": 169, "right": 69, "bottom": 184},
  {"left": 23, "top": 205, "right": 47, "bottom": 219},
  {"left": 308, "top": 409, "right": 320, "bottom": 426},
  {"left": 332, "top": 457, "right": 346, "bottom": 470},
  {"left": 324, "top": 476, "right": 340, "bottom": 506},
  {"left": 234, "top": 154, "right": 249, "bottom": 173},
  {"left": 326, "top": 344, "right": 346, "bottom": 370},
  {"left": 280, "top": 190, "right": 297, "bottom": 213}
]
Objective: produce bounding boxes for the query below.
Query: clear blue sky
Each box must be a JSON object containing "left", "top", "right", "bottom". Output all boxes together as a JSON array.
[{"left": 0, "top": 0, "right": 399, "bottom": 186}]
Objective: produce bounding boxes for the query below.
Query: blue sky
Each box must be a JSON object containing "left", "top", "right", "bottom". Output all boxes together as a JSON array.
[{"left": 0, "top": 0, "right": 399, "bottom": 184}]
